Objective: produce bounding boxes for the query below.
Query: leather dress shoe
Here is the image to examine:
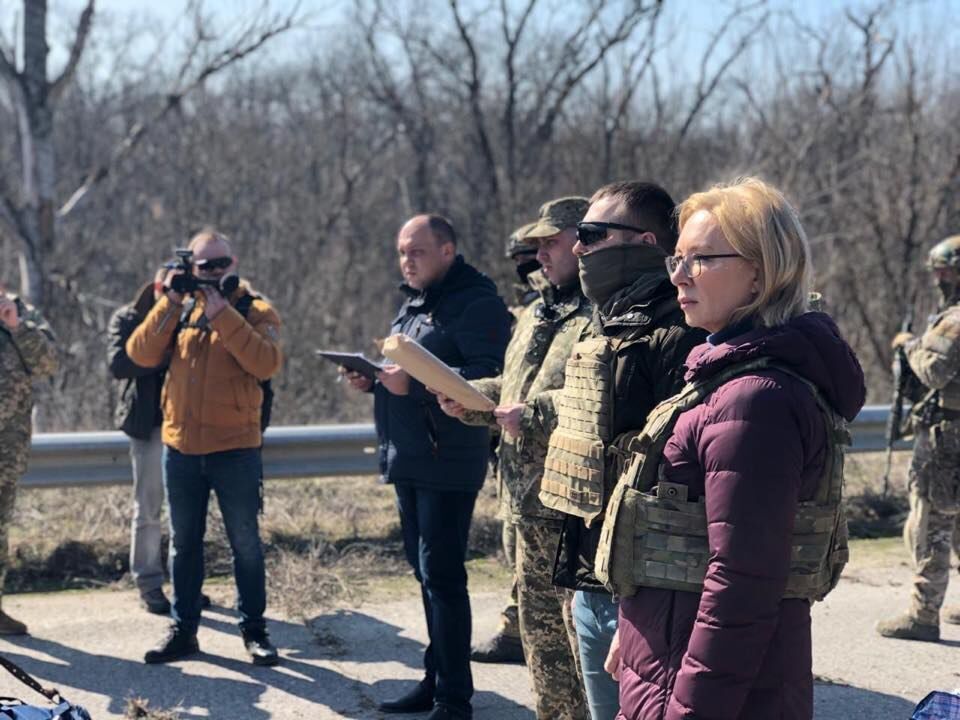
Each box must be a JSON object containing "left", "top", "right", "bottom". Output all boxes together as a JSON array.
[{"left": 377, "top": 680, "right": 435, "bottom": 713}]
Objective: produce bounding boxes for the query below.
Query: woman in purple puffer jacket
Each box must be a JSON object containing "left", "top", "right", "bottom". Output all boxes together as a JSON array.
[{"left": 605, "top": 178, "right": 866, "bottom": 720}]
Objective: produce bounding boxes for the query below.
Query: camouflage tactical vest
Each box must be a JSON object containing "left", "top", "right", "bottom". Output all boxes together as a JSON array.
[
  {"left": 927, "top": 307, "right": 960, "bottom": 411},
  {"left": 538, "top": 336, "right": 621, "bottom": 526},
  {"left": 595, "top": 357, "right": 850, "bottom": 602}
]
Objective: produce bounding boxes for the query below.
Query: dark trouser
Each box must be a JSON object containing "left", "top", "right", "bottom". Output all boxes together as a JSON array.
[
  {"left": 164, "top": 445, "right": 266, "bottom": 635},
  {"left": 395, "top": 484, "right": 477, "bottom": 713}
]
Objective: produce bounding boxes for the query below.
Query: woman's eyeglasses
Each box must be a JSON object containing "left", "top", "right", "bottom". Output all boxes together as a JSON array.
[{"left": 665, "top": 253, "right": 742, "bottom": 278}]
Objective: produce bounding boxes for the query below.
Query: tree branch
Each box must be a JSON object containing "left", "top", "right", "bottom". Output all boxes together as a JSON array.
[
  {"left": 49, "top": 0, "right": 95, "bottom": 104},
  {"left": 449, "top": 0, "right": 499, "bottom": 201},
  {"left": 58, "top": 6, "right": 299, "bottom": 219}
]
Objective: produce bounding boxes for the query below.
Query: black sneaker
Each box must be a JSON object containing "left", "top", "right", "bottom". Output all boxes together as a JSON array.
[
  {"left": 144, "top": 626, "right": 199, "bottom": 664},
  {"left": 243, "top": 631, "right": 279, "bottom": 666},
  {"left": 140, "top": 588, "right": 171, "bottom": 615},
  {"left": 200, "top": 593, "right": 212, "bottom": 609}
]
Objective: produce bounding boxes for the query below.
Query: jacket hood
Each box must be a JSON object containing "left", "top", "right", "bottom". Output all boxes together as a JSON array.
[{"left": 684, "top": 312, "right": 866, "bottom": 421}]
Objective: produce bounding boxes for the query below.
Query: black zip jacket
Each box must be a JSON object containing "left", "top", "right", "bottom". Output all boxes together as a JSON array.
[{"left": 374, "top": 256, "right": 512, "bottom": 492}]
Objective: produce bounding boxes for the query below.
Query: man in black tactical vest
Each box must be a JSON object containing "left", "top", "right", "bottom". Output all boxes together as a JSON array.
[{"left": 533, "top": 182, "right": 706, "bottom": 719}]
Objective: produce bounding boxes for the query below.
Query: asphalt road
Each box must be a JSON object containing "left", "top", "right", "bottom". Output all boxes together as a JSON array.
[{"left": 0, "top": 558, "right": 952, "bottom": 719}]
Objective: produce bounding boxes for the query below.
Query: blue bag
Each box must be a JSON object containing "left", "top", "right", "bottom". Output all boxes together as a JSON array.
[
  {"left": 912, "top": 691, "right": 960, "bottom": 720},
  {"left": 0, "top": 655, "right": 91, "bottom": 719}
]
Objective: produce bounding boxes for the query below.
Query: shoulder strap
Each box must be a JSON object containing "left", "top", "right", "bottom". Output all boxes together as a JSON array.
[
  {"left": 0, "top": 653, "right": 63, "bottom": 704},
  {"left": 235, "top": 292, "right": 257, "bottom": 318},
  {"left": 631, "top": 357, "right": 775, "bottom": 490}
]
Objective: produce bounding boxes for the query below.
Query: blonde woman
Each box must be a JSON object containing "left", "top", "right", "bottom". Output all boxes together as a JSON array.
[{"left": 605, "top": 178, "right": 865, "bottom": 719}]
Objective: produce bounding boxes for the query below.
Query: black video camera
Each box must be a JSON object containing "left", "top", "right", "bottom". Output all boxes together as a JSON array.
[{"left": 164, "top": 249, "right": 239, "bottom": 296}]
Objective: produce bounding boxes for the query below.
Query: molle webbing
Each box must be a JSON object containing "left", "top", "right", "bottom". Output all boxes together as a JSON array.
[
  {"left": 596, "top": 357, "right": 850, "bottom": 602},
  {"left": 539, "top": 337, "right": 615, "bottom": 525}
]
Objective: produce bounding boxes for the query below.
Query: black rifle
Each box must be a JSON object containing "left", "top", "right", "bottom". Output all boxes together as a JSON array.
[{"left": 882, "top": 311, "right": 918, "bottom": 496}]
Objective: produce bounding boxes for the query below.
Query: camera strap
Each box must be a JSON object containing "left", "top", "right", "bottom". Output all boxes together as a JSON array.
[{"left": 0, "top": 652, "right": 63, "bottom": 704}]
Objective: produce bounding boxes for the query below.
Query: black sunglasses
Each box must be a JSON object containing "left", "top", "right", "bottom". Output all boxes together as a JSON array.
[
  {"left": 194, "top": 256, "right": 232, "bottom": 271},
  {"left": 576, "top": 221, "right": 647, "bottom": 247}
]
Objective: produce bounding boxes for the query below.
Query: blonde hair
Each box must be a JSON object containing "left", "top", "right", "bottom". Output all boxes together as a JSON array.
[{"left": 678, "top": 177, "right": 811, "bottom": 328}]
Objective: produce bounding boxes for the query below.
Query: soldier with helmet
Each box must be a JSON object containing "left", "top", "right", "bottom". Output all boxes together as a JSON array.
[
  {"left": 505, "top": 222, "right": 543, "bottom": 313},
  {"left": 471, "top": 220, "right": 545, "bottom": 666},
  {"left": 878, "top": 234, "right": 960, "bottom": 643}
]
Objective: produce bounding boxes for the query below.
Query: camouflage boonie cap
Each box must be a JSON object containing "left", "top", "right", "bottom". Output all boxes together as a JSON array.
[
  {"left": 524, "top": 196, "right": 590, "bottom": 239},
  {"left": 927, "top": 235, "right": 960, "bottom": 269},
  {"left": 505, "top": 221, "right": 539, "bottom": 258}
]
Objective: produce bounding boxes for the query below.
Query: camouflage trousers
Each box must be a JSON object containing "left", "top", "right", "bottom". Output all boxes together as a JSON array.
[
  {"left": 904, "top": 423, "right": 960, "bottom": 624},
  {"left": 0, "top": 432, "right": 29, "bottom": 602},
  {"left": 496, "top": 518, "right": 521, "bottom": 639},
  {"left": 516, "top": 518, "right": 588, "bottom": 720}
]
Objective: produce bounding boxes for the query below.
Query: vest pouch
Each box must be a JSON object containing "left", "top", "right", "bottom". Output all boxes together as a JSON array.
[
  {"left": 596, "top": 470, "right": 640, "bottom": 597},
  {"left": 540, "top": 432, "right": 606, "bottom": 524},
  {"left": 784, "top": 502, "right": 848, "bottom": 600},
  {"left": 539, "top": 337, "right": 615, "bottom": 525},
  {"left": 627, "top": 482, "right": 710, "bottom": 593}
]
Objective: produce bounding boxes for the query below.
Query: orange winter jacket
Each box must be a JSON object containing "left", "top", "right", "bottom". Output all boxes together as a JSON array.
[{"left": 126, "top": 286, "right": 282, "bottom": 455}]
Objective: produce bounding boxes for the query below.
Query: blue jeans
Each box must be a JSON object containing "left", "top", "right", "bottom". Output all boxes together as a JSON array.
[
  {"left": 395, "top": 484, "right": 477, "bottom": 714},
  {"left": 573, "top": 590, "right": 620, "bottom": 720},
  {"left": 164, "top": 446, "right": 265, "bottom": 635}
]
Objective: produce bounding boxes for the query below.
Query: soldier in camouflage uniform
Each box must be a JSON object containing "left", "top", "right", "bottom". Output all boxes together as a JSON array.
[
  {"left": 472, "top": 222, "right": 543, "bottom": 665},
  {"left": 507, "top": 221, "right": 542, "bottom": 314},
  {"left": 440, "top": 197, "right": 592, "bottom": 720},
  {"left": 878, "top": 235, "right": 960, "bottom": 643},
  {"left": 0, "top": 289, "right": 58, "bottom": 635}
]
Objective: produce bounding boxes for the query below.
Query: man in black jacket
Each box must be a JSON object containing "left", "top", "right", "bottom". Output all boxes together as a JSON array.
[
  {"left": 108, "top": 271, "right": 211, "bottom": 617},
  {"left": 526, "top": 182, "right": 706, "bottom": 719},
  {"left": 343, "top": 214, "right": 511, "bottom": 720},
  {"left": 108, "top": 271, "right": 171, "bottom": 614}
]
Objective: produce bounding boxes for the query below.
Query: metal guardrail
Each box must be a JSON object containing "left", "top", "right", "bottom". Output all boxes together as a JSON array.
[
  {"left": 23, "top": 405, "right": 908, "bottom": 488},
  {"left": 24, "top": 424, "right": 379, "bottom": 488}
]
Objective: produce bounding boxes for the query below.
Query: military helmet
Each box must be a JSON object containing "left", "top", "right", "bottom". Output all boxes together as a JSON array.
[
  {"left": 927, "top": 235, "right": 960, "bottom": 270},
  {"left": 505, "top": 221, "right": 539, "bottom": 259}
]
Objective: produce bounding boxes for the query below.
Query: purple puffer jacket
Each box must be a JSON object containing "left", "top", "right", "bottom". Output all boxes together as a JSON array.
[{"left": 617, "top": 312, "right": 865, "bottom": 720}]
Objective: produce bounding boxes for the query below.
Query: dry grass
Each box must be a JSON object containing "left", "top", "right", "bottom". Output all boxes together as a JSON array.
[
  {"left": 5, "top": 450, "right": 910, "bottom": 616},
  {"left": 125, "top": 697, "right": 182, "bottom": 719},
  {"left": 7, "top": 474, "right": 506, "bottom": 616},
  {"left": 842, "top": 452, "right": 911, "bottom": 538}
]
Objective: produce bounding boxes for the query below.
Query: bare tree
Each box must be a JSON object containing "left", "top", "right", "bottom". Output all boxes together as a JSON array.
[{"left": 0, "top": 0, "right": 298, "bottom": 307}]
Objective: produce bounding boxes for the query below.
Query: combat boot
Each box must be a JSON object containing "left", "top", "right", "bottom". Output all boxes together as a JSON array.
[
  {"left": 144, "top": 625, "right": 199, "bottom": 663},
  {"left": 876, "top": 613, "right": 940, "bottom": 642},
  {"left": 0, "top": 609, "right": 28, "bottom": 635},
  {"left": 942, "top": 605, "right": 960, "bottom": 625},
  {"left": 470, "top": 631, "right": 524, "bottom": 664}
]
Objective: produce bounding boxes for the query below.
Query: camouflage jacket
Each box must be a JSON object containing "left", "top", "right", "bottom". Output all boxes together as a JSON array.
[
  {"left": 463, "top": 283, "right": 592, "bottom": 520},
  {"left": 0, "top": 296, "right": 59, "bottom": 443},
  {"left": 508, "top": 269, "right": 549, "bottom": 321},
  {"left": 905, "top": 303, "right": 960, "bottom": 414}
]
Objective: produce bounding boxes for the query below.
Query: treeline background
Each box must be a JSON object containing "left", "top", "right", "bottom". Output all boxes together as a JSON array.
[{"left": 1, "top": 0, "right": 958, "bottom": 431}]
